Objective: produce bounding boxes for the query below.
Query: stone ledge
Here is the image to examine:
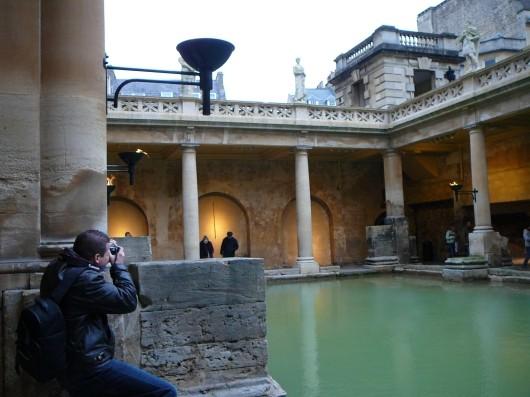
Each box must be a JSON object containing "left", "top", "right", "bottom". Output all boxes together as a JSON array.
[
  {"left": 180, "top": 376, "right": 286, "bottom": 397},
  {"left": 130, "top": 258, "right": 265, "bottom": 311},
  {"left": 442, "top": 268, "right": 489, "bottom": 282}
]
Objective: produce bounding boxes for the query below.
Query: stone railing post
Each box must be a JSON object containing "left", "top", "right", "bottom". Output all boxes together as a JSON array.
[{"left": 373, "top": 25, "right": 400, "bottom": 46}]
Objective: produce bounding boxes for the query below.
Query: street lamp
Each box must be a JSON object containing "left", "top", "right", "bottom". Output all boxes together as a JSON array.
[{"left": 105, "top": 38, "right": 234, "bottom": 115}]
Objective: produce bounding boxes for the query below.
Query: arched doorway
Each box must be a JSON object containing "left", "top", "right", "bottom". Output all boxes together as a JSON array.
[
  {"left": 108, "top": 197, "right": 149, "bottom": 237},
  {"left": 281, "top": 198, "right": 333, "bottom": 266},
  {"left": 199, "top": 193, "right": 250, "bottom": 257}
]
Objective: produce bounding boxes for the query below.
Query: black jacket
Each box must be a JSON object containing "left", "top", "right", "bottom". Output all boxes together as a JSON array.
[
  {"left": 40, "top": 248, "right": 137, "bottom": 370},
  {"left": 199, "top": 240, "right": 214, "bottom": 258},
  {"left": 220, "top": 236, "right": 239, "bottom": 257}
]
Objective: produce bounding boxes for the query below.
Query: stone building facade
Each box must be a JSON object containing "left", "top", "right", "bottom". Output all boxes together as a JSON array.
[{"left": 329, "top": 26, "right": 463, "bottom": 109}]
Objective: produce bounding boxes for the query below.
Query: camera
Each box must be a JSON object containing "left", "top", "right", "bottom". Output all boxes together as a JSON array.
[{"left": 109, "top": 243, "right": 120, "bottom": 256}]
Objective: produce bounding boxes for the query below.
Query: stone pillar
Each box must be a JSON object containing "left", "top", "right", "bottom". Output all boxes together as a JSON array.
[
  {"left": 468, "top": 126, "right": 492, "bottom": 232},
  {"left": 39, "top": 1, "right": 107, "bottom": 255},
  {"left": 383, "top": 149, "right": 410, "bottom": 263},
  {"left": 467, "top": 126, "right": 502, "bottom": 265},
  {"left": 0, "top": 0, "right": 41, "bottom": 258},
  {"left": 181, "top": 145, "right": 200, "bottom": 260},
  {"left": 295, "top": 147, "right": 319, "bottom": 273},
  {"left": 383, "top": 149, "right": 405, "bottom": 217}
]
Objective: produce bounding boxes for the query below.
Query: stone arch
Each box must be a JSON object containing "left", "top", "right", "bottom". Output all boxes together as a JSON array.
[
  {"left": 108, "top": 197, "right": 149, "bottom": 237},
  {"left": 199, "top": 192, "right": 250, "bottom": 257},
  {"left": 281, "top": 196, "right": 333, "bottom": 266}
]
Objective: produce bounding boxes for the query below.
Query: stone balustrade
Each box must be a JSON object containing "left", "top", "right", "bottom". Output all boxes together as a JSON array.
[
  {"left": 108, "top": 48, "right": 530, "bottom": 134},
  {"left": 331, "top": 25, "right": 459, "bottom": 76}
]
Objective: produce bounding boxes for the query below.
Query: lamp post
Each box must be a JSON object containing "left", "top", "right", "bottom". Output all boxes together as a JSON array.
[
  {"left": 106, "top": 38, "right": 234, "bottom": 116},
  {"left": 449, "top": 180, "right": 478, "bottom": 202}
]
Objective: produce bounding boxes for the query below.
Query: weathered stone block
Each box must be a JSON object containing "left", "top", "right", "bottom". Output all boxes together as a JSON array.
[
  {"left": 130, "top": 258, "right": 265, "bottom": 311},
  {"left": 115, "top": 236, "right": 152, "bottom": 263},
  {"left": 140, "top": 303, "right": 266, "bottom": 347},
  {"left": 366, "top": 225, "right": 395, "bottom": 257},
  {"left": 141, "top": 339, "right": 268, "bottom": 387}
]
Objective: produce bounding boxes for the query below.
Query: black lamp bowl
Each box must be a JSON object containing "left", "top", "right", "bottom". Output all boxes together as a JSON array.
[
  {"left": 449, "top": 182, "right": 463, "bottom": 192},
  {"left": 119, "top": 151, "right": 146, "bottom": 185},
  {"left": 177, "top": 38, "right": 235, "bottom": 72}
]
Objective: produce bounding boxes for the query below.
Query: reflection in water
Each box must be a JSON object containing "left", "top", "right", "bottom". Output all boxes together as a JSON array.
[
  {"left": 300, "top": 286, "right": 319, "bottom": 397},
  {"left": 267, "top": 276, "right": 530, "bottom": 397}
]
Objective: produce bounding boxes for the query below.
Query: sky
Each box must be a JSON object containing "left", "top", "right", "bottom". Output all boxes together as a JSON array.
[{"left": 104, "top": 0, "right": 441, "bottom": 103}]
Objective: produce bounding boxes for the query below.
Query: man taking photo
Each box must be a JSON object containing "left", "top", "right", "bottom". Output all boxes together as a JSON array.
[{"left": 40, "top": 229, "right": 177, "bottom": 397}]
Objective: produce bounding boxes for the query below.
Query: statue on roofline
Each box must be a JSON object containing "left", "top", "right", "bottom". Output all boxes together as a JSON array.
[
  {"left": 458, "top": 22, "right": 481, "bottom": 73},
  {"left": 293, "top": 57, "right": 306, "bottom": 102}
]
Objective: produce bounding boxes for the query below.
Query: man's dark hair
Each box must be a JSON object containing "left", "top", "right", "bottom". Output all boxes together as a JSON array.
[
  {"left": 73, "top": 230, "right": 110, "bottom": 260},
  {"left": 227, "top": 231, "right": 233, "bottom": 237}
]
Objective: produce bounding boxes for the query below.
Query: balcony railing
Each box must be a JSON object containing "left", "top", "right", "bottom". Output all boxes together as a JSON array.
[
  {"left": 108, "top": 49, "right": 530, "bottom": 129},
  {"left": 332, "top": 26, "right": 458, "bottom": 78}
]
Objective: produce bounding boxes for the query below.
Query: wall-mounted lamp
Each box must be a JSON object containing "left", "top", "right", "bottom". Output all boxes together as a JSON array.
[
  {"left": 107, "top": 175, "right": 116, "bottom": 206},
  {"left": 105, "top": 38, "right": 234, "bottom": 115},
  {"left": 119, "top": 149, "right": 149, "bottom": 185},
  {"left": 107, "top": 148, "right": 149, "bottom": 191},
  {"left": 449, "top": 180, "right": 478, "bottom": 202}
]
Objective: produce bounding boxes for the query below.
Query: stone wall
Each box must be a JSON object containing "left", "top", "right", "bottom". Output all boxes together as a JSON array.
[
  {"left": 334, "top": 55, "right": 460, "bottom": 109},
  {"left": 417, "top": 0, "right": 528, "bottom": 41},
  {"left": 109, "top": 154, "right": 385, "bottom": 267},
  {"left": 130, "top": 258, "right": 284, "bottom": 395}
]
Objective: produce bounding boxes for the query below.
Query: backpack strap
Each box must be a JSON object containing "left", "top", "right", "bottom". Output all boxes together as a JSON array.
[{"left": 50, "top": 266, "right": 88, "bottom": 304}]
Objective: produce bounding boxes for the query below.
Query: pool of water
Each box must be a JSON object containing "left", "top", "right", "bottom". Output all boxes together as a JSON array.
[{"left": 266, "top": 276, "right": 530, "bottom": 397}]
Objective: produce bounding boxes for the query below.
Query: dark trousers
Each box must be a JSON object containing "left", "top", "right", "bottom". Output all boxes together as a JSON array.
[
  {"left": 65, "top": 359, "right": 177, "bottom": 397},
  {"left": 524, "top": 247, "right": 530, "bottom": 267},
  {"left": 446, "top": 242, "right": 456, "bottom": 258}
]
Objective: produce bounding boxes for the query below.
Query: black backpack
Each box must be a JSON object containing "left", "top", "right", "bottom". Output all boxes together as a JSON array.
[{"left": 15, "top": 266, "right": 86, "bottom": 382}]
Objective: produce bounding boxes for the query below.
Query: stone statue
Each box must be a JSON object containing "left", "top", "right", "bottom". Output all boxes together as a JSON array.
[
  {"left": 458, "top": 22, "right": 480, "bottom": 73},
  {"left": 179, "top": 56, "right": 196, "bottom": 97},
  {"left": 293, "top": 57, "right": 306, "bottom": 102}
]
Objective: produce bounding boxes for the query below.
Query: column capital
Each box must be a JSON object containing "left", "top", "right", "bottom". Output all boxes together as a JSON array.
[
  {"left": 181, "top": 143, "right": 199, "bottom": 150},
  {"left": 383, "top": 148, "right": 400, "bottom": 157},
  {"left": 465, "top": 123, "right": 483, "bottom": 134},
  {"left": 295, "top": 145, "right": 312, "bottom": 152}
]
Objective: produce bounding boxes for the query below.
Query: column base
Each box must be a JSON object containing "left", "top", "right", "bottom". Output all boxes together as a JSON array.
[
  {"left": 469, "top": 230, "right": 504, "bottom": 267},
  {"left": 296, "top": 257, "right": 320, "bottom": 274}
]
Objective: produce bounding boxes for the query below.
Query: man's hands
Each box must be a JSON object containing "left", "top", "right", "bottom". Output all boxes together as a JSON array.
[{"left": 109, "top": 239, "right": 126, "bottom": 265}]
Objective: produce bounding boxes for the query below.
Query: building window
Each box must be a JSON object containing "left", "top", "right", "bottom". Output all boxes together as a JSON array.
[
  {"left": 413, "top": 69, "right": 435, "bottom": 97},
  {"left": 161, "top": 92, "right": 174, "bottom": 97},
  {"left": 351, "top": 81, "right": 366, "bottom": 107},
  {"left": 485, "top": 58, "right": 496, "bottom": 67}
]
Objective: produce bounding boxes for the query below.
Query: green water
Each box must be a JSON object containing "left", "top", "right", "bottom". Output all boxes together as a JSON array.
[{"left": 266, "top": 276, "right": 530, "bottom": 397}]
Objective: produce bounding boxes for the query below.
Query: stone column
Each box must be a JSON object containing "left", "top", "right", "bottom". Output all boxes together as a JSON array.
[
  {"left": 0, "top": 0, "right": 41, "bottom": 258},
  {"left": 467, "top": 126, "right": 501, "bottom": 265},
  {"left": 181, "top": 145, "right": 200, "bottom": 260},
  {"left": 295, "top": 147, "right": 319, "bottom": 273},
  {"left": 39, "top": 1, "right": 107, "bottom": 255},
  {"left": 468, "top": 126, "right": 493, "bottom": 232},
  {"left": 383, "top": 149, "right": 405, "bottom": 217},
  {"left": 382, "top": 149, "right": 410, "bottom": 264}
]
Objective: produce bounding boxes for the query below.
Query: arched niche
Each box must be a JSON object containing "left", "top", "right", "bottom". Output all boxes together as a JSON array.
[
  {"left": 281, "top": 197, "right": 333, "bottom": 266},
  {"left": 199, "top": 193, "right": 250, "bottom": 257},
  {"left": 108, "top": 197, "right": 149, "bottom": 237}
]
